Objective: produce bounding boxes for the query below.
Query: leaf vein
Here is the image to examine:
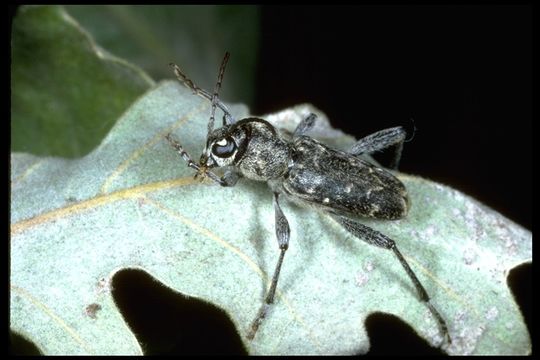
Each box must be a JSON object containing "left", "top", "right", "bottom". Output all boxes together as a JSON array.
[{"left": 11, "top": 284, "right": 94, "bottom": 354}]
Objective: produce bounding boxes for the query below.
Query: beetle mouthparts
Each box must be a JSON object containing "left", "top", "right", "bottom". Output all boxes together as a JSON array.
[{"left": 193, "top": 164, "right": 208, "bottom": 182}]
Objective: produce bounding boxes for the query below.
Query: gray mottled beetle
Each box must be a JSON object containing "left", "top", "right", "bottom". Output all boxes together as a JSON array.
[{"left": 166, "top": 53, "right": 451, "bottom": 345}]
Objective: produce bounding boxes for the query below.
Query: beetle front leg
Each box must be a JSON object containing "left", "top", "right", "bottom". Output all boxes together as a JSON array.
[
  {"left": 247, "top": 192, "right": 290, "bottom": 340},
  {"left": 333, "top": 214, "right": 451, "bottom": 345},
  {"left": 219, "top": 169, "right": 241, "bottom": 187},
  {"left": 348, "top": 126, "right": 406, "bottom": 169}
]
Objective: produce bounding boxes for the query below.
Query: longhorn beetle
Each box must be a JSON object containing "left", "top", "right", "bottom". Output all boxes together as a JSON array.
[{"left": 166, "top": 52, "right": 451, "bottom": 345}]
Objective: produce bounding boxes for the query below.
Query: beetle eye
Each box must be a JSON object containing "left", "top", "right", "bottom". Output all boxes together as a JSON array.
[{"left": 211, "top": 136, "right": 236, "bottom": 158}]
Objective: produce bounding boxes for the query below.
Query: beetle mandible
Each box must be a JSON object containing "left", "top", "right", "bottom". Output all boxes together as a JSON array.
[{"left": 166, "top": 52, "right": 451, "bottom": 345}]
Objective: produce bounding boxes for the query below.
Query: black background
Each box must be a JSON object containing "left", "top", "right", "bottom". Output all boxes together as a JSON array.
[
  {"left": 255, "top": 5, "right": 532, "bottom": 230},
  {"left": 254, "top": 8, "right": 532, "bottom": 354}
]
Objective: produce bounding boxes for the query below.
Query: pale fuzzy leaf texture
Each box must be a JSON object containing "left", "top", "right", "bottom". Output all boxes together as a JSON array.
[{"left": 10, "top": 82, "right": 531, "bottom": 355}]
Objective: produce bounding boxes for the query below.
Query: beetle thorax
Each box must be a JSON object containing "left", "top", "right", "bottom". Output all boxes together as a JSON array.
[{"left": 235, "top": 118, "right": 291, "bottom": 181}]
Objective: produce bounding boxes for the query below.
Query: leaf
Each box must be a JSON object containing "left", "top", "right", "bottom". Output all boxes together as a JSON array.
[
  {"left": 11, "top": 5, "right": 154, "bottom": 158},
  {"left": 10, "top": 81, "right": 531, "bottom": 355},
  {"left": 64, "top": 5, "right": 260, "bottom": 105}
]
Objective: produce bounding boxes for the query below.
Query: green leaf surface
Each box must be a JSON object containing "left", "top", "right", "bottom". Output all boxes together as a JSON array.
[
  {"left": 10, "top": 82, "right": 531, "bottom": 355},
  {"left": 11, "top": 5, "right": 154, "bottom": 158},
  {"left": 64, "top": 5, "right": 259, "bottom": 105}
]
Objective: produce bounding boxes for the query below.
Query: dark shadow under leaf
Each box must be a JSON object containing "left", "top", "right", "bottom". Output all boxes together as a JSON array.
[{"left": 112, "top": 268, "right": 247, "bottom": 355}]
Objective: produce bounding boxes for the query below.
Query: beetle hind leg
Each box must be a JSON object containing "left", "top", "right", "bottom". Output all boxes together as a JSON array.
[
  {"left": 347, "top": 126, "right": 406, "bottom": 170},
  {"left": 332, "top": 214, "right": 451, "bottom": 345},
  {"left": 293, "top": 113, "right": 318, "bottom": 138}
]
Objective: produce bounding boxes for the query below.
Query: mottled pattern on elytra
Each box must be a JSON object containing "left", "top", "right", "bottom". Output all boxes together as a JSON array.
[{"left": 282, "top": 136, "right": 409, "bottom": 219}]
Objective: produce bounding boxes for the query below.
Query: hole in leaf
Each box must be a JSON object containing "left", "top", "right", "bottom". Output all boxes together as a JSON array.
[
  {"left": 364, "top": 312, "right": 445, "bottom": 355},
  {"left": 507, "top": 262, "right": 531, "bottom": 338},
  {"left": 9, "top": 330, "right": 43, "bottom": 355},
  {"left": 111, "top": 268, "right": 247, "bottom": 355}
]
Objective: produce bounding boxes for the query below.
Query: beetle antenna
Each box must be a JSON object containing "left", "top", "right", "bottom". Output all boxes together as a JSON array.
[
  {"left": 208, "top": 52, "right": 230, "bottom": 137},
  {"left": 169, "top": 54, "right": 235, "bottom": 126},
  {"left": 405, "top": 117, "right": 417, "bottom": 142}
]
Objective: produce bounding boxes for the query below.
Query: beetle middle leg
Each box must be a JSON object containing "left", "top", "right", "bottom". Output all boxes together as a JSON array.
[
  {"left": 247, "top": 192, "right": 290, "bottom": 340},
  {"left": 332, "top": 214, "right": 451, "bottom": 344}
]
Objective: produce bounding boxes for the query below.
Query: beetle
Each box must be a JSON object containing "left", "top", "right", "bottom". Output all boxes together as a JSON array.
[{"left": 165, "top": 52, "right": 451, "bottom": 345}]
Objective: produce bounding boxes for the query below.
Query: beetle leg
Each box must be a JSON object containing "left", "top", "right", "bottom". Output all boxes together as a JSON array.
[
  {"left": 332, "top": 214, "right": 451, "bottom": 345},
  {"left": 248, "top": 192, "right": 290, "bottom": 340},
  {"left": 219, "top": 169, "right": 241, "bottom": 187},
  {"left": 348, "top": 126, "right": 406, "bottom": 169},
  {"left": 293, "top": 113, "right": 318, "bottom": 138}
]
